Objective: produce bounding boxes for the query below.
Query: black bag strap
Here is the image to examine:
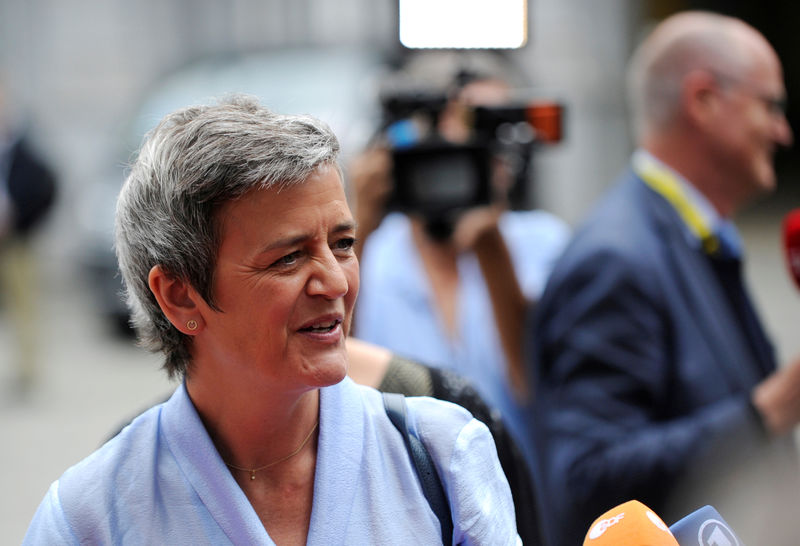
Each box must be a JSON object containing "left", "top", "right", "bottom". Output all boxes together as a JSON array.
[{"left": 383, "top": 392, "right": 454, "bottom": 545}]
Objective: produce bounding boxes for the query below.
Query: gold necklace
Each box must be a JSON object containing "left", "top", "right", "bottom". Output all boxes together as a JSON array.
[{"left": 225, "top": 420, "right": 319, "bottom": 480}]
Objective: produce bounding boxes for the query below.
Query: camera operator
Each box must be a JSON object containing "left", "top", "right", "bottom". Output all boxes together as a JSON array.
[{"left": 350, "top": 67, "right": 570, "bottom": 471}]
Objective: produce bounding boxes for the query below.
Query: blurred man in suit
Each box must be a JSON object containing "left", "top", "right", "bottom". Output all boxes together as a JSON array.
[
  {"left": 0, "top": 83, "right": 57, "bottom": 396},
  {"left": 530, "top": 11, "right": 800, "bottom": 545}
]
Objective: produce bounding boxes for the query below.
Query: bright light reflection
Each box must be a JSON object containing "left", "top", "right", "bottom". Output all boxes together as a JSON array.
[{"left": 399, "top": 0, "right": 527, "bottom": 49}]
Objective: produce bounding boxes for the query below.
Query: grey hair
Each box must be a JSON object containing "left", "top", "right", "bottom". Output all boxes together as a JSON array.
[
  {"left": 626, "top": 11, "right": 753, "bottom": 141},
  {"left": 115, "top": 94, "right": 341, "bottom": 378}
]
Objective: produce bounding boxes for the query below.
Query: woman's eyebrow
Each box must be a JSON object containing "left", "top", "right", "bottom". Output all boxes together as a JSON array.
[{"left": 257, "top": 221, "right": 356, "bottom": 254}]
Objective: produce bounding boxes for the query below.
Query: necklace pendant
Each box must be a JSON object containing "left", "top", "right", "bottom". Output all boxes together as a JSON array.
[{"left": 250, "top": 471, "right": 256, "bottom": 480}]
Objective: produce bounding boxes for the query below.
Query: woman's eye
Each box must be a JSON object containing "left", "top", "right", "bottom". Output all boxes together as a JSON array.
[
  {"left": 334, "top": 237, "right": 356, "bottom": 251},
  {"left": 274, "top": 251, "right": 301, "bottom": 267}
]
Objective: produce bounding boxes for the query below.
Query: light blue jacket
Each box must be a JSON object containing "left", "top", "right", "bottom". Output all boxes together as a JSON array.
[{"left": 24, "top": 377, "right": 518, "bottom": 545}]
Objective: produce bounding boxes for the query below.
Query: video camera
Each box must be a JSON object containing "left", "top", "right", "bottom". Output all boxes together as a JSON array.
[{"left": 379, "top": 86, "right": 563, "bottom": 237}]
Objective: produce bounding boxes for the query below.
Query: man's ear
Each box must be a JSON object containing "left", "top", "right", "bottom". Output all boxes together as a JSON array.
[
  {"left": 148, "top": 265, "right": 205, "bottom": 335},
  {"left": 683, "top": 69, "right": 721, "bottom": 129}
]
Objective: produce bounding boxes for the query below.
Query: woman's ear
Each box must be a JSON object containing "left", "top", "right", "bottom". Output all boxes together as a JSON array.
[{"left": 148, "top": 265, "right": 205, "bottom": 335}]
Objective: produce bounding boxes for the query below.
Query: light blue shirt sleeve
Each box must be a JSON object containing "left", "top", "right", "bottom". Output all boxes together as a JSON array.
[
  {"left": 407, "top": 395, "right": 521, "bottom": 546},
  {"left": 23, "top": 482, "right": 79, "bottom": 545}
]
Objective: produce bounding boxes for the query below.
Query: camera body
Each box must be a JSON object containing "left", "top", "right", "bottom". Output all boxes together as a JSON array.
[
  {"left": 380, "top": 89, "right": 562, "bottom": 229},
  {"left": 391, "top": 138, "right": 492, "bottom": 221}
]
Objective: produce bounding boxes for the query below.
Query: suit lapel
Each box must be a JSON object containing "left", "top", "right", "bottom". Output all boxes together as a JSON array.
[{"left": 635, "top": 177, "right": 766, "bottom": 390}]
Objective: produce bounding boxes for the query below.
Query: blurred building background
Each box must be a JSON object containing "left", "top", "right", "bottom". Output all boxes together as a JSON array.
[{"left": 0, "top": 0, "right": 798, "bottom": 543}]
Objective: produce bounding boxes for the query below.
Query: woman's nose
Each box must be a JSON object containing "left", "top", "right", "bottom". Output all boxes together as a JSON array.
[{"left": 307, "top": 250, "right": 349, "bottom": 300}]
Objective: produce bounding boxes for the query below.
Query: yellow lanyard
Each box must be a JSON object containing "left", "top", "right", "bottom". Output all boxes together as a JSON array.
[{"left": 632, "top": 154, "right": 721, "bottom": 255}]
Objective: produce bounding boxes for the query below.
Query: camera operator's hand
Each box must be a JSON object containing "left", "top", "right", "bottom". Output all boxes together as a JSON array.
[
  {"left": 451, "top": 204, "right": 503, "bottom": 253},
  {"left": 348, "top": 148, "right": 393, "bottom": 262}
]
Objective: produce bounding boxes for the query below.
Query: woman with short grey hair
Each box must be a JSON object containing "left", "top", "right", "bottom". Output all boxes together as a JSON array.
[
  {"left": 24, "top": 95, "right": 519, "bottom": 545},
  {"left": 116, "top": 95, "right": 342, "bottom": 378}
]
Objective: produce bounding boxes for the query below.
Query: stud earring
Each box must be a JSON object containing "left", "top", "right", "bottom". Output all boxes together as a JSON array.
[{"left": 186, "top": 319, "right": 198, "bottom": 331}]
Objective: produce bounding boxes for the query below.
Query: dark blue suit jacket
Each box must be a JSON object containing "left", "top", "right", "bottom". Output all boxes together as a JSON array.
[{"left": 530, "top": 170, "right": 799, "bottom": 545}]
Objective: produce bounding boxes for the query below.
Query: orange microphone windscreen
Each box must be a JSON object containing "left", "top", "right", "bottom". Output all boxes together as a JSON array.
[{"left": 583, "top": 500, "right": 679, "bottom": 545}]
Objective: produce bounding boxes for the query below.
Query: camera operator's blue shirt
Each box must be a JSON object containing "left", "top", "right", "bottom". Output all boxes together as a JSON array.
[{"left": 355, "top": 210, "right": 570, "bottom": 466}]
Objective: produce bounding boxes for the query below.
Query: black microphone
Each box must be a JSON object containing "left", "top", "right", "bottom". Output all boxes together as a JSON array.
[{"left": 669, "top": 505, "right": 744, "bottom": 546}]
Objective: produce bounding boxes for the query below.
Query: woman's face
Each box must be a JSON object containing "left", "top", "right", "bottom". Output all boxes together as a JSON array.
[{"left": 198, "top": 164, "right": 358, "bottom": 393}]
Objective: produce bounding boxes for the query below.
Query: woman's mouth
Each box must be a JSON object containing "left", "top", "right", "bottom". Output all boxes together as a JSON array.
[{"left": 299, "top": 319, "right": 342, "bottom": 333}]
